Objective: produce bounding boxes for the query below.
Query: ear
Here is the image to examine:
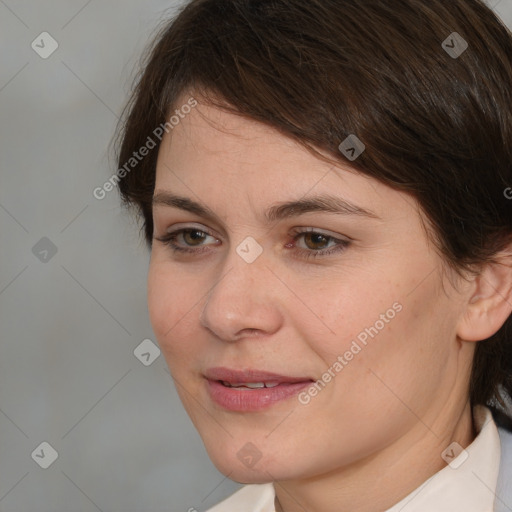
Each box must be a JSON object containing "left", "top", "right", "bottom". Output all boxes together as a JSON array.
[{"left": 457, "top": 244, "right": 512, "bottom": 342}]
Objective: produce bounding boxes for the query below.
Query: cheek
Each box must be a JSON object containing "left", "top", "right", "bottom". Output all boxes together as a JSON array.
[
  {"left": 147, "top": 265, "right": 172, "bottom": 339},
  {"left": 147, "top": 262, "right": 201, "bottom": 360},
  {"left": 294, "top": 272, "right": 404, "bottom": 361},
  {"left": 301, "top": 268, "right": 449, "bottom": 401},
  {"left": 329, "top": 286, "right": 452, "bottom": 418}
]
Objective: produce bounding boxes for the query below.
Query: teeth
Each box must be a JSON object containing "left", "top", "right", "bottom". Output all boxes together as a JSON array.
[
  {"left": 242, "top": 382, "right": 265, "bottom": 389},
  {"left": 221, "top": 381, "right": 281, "bottom": 389}
]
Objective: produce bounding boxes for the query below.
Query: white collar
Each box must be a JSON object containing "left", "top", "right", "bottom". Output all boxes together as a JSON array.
[{"left": 385, "top": 404, "right": 501, "bottom": 512}]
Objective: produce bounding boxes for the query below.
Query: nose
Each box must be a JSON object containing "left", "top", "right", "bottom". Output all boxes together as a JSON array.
[{"left": 199, "top": 249, "right": 283, "bottom": 342}]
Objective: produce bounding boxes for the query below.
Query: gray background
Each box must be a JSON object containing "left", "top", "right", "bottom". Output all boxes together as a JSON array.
[{"left": 1, "top": 1, "right": 511, "bottom": 511}]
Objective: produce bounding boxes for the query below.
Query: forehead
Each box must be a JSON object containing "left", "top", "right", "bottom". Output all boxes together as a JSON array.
[
  {"left": 154, "top": 97, "right": 417, "bottom": 227},
  {"left": 158, "top": 98, "right": 315, "bottom": 171}
]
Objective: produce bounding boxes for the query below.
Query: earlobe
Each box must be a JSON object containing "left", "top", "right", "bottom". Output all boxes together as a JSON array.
[{"left": 457, "top": 247, "right": 512, "bottom": 342}]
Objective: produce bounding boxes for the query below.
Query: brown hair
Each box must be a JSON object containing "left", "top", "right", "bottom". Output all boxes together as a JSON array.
[{"left": 114, "top": 0, "right": 512, "bottom": 419}]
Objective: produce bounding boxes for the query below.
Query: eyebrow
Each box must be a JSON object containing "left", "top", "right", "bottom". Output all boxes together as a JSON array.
[{"left": 152, "top": 191, "right": 380, "bottom": 224}]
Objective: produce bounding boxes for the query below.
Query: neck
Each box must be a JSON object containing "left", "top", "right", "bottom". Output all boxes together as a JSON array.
[{"left": 274, "top": 400, "right": 475, "bottom": 512}]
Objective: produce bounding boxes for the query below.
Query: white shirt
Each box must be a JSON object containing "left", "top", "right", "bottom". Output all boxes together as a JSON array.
[{"left": 206, "top": 405, "right": 501, "bottom": 512}]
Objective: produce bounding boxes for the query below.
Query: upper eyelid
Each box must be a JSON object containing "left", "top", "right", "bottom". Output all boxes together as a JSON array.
[
  {"left": 163, "top": 223, "right": 220, "bottom": 239},
  {"left": 162, "top": 224, "right": 349, "bottom": 241},
  {"left": 290, "top": 226, "right": 352, "bottom": 240}
]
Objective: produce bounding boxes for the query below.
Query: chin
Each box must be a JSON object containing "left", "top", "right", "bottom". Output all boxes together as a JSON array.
[{"left": 204, "top": 447, "right": 279, "bottom": 484}]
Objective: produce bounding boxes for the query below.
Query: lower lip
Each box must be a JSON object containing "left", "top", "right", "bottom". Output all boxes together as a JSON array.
[{"left": 206, "top": 379, "right": 313, "bottom": 412}]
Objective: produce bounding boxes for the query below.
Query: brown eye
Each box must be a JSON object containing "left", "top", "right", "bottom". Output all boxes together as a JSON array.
[
  {"left": 182, "top": 230, "right": 208, "bottom": 246},
  {"left": 154, "top": 227, "right": 218, "bottom": 254},
  {"left": 288, "top": 229, "right": 351, "bottom": 261},
  {"left": 303, "top": 233, "right": 330, "bottom": 251}
]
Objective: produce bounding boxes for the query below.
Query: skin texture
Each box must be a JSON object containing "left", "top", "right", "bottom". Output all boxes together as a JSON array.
[{"left": 147, "top": 94, "right": 512, "bottom": 512}]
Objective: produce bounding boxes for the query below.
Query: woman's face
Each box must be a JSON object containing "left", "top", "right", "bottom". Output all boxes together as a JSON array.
[{"left": 148, "top": 96, "right": 473, "bottom": 483}]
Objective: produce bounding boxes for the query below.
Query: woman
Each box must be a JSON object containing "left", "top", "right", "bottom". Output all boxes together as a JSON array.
[{"left": 113, "top": 0, "right": 512, "bottom": 510}]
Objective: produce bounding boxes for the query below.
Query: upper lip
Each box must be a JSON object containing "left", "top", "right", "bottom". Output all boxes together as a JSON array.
[{"left": 204, "top": 367, "right": 314, "bottom": 384}]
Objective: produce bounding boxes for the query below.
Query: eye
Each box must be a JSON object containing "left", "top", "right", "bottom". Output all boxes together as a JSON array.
[
  {"left": 154, "top": 226, "right": 351, "bottom": 260},
  {"left": 288, "top": 228, "right": 351, "bottom": 260},
  {"left": 154, "top": 228, "right": 220, "bottom": 254}
]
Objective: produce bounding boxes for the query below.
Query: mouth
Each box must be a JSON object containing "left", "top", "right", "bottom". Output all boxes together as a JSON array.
[{"left": 204, "top": 367, "right": 315, "bottom": 411}]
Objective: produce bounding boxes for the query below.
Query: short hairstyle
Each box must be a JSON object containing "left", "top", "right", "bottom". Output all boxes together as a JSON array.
[{"left": 114, "top": 0, "right": 512, "bottom": 417}]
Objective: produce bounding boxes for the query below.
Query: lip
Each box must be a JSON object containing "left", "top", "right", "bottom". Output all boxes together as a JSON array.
[{"left": 204, "top": 367, "right": 314, "bottom": 412}]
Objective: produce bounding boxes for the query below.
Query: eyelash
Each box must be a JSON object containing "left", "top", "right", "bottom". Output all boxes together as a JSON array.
[{"left": 154, "top": 227, "right": 351, "bottom": 260}]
